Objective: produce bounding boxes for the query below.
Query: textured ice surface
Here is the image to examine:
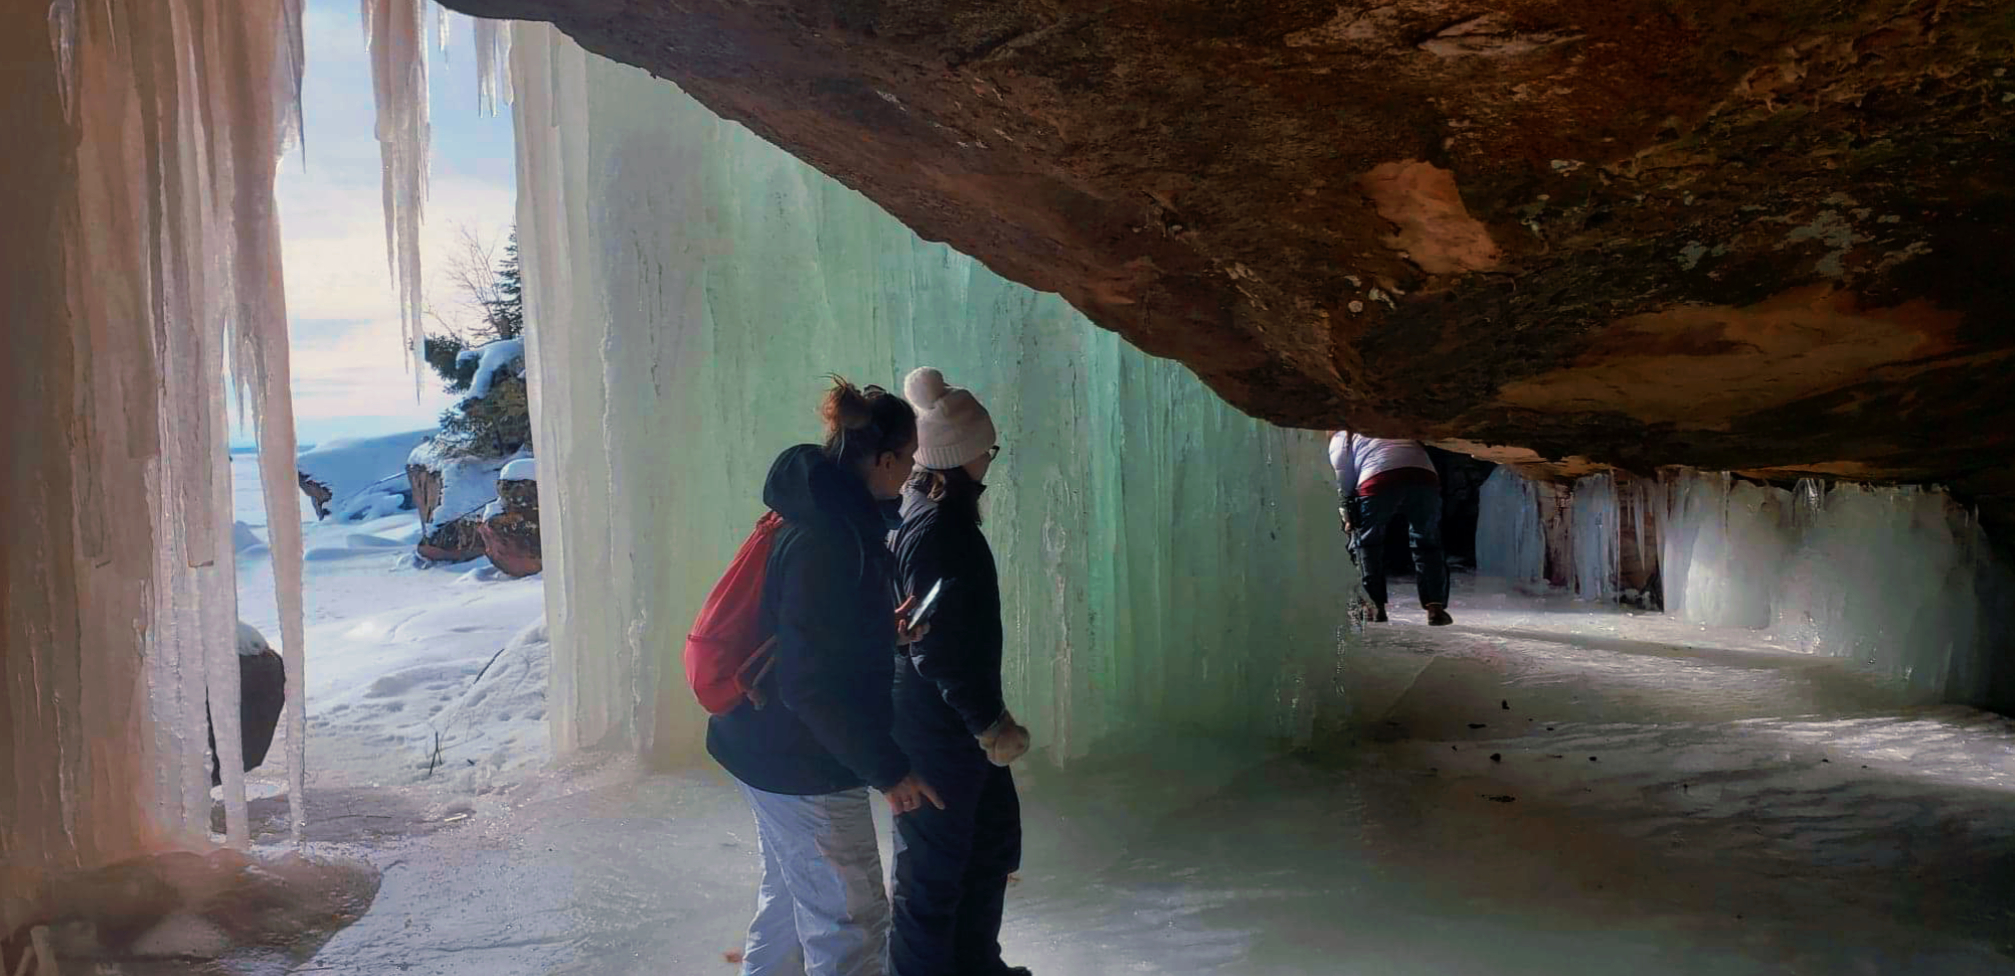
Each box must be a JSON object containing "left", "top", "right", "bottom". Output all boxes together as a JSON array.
[
  {"left": 4, "top": 0, "right": 305, "bottom": 869},
  {"left": 1485, "top": 467, "right": 2015, "bottom": 707},
  {"left": 1477, "top": 467, "right": 1547, "bottom": 589},
  {"left": 507, "top": 24, "right": 1352, "bottom": 764},
  {"left": 303, "top": 583, "right": 2015, "bottom": 975},
  {"left": 1664, "top": 471, "right": 2015, "bottom": 706},
  {"left": 1570, "top": 472, "right": 1620, "bottom": 601}
]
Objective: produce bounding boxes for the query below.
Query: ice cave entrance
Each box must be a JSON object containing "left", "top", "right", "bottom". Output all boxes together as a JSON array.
[{"left": 5, "top": 5, "right": 2015, "bottom": 975}]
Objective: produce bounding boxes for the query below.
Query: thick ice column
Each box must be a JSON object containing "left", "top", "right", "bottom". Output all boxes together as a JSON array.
[
  {"left": 509, "top": 30, "right": 1353, "bottom": 763},
  {"left": 1569, "top": 473, "right": 1619, "bottom": 602},
  {"left": 1477, "top": 467, "right": 1548, "bottom": 589},
  {"left": 3, "top": 0, "right": 304, "bottom": 869}
]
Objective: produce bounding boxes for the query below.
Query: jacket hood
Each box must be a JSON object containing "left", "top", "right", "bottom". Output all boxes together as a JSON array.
[{"left": 764, "top": 444, "right": 882, "bottom": 537}]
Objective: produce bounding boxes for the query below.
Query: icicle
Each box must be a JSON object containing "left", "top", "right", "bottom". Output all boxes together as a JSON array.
[
  {"left": 47, "top": 0, "right": 76, "bottom": 119},
  {"left": 222, "top": 1, "right": 313, "bottom": 848},
  {"left": 362, "top": 0, "right": 432, "bottom": 398},
  {"left": 1653, "top": 468, "right": 2014, "bottom": 704},
  {"left": 473, "top": 16, "right": 513, "bottom": 115},
  {"left": 435, "top": 1, "right": 452, "bottom": 55},
  {"left": 1477, "top": 467, "right": 1547, "bottom": 589},
  {"left": 6, "top": 0, "right": 302, "bottom": 869},
  {"left": 275, "top": 0, "right": 308, "bottom": 164},
  {"left": 1569, "top": 472, "right": 1621, "bottom": 603}
]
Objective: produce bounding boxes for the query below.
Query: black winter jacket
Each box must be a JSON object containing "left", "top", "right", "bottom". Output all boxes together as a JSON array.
[
  {"left": 705, "top": 445, "right": 911, "bottom": 795},
  {"left": 891, "top": 488, "right": 1007, "bottom": 751}
]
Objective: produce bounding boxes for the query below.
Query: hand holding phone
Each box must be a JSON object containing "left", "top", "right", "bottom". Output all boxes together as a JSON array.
[{"left": 895, "top": 579, "right": 950, "bottom": 646}]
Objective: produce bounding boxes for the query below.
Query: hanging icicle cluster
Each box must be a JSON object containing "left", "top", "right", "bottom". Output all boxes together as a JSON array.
[
  {"left": 3, "top": 0, "right": 309, "bottom": 870},
  {"left": 362, "top": 0, "right": 432, "bottom": 395}
]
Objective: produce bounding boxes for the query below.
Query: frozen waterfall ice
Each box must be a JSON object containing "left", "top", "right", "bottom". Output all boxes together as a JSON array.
[
  {"left": 4, "top": 0, "right": 308, "bottom": 871},
  {"left": 1477, "top": 466, "right": 2015, "bottom": 708},
  {"left": 506, "top": 23, "right": 1354, "bottom": 764}
]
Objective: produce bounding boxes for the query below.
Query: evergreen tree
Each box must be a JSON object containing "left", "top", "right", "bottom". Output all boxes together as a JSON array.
[{"left": 484, "top": 233, "right": 523, "bottom": 340}]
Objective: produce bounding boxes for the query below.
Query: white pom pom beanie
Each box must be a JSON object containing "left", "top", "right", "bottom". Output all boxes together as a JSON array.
[{"left": 903, "top": 367, "right": 997, "bottom": 471}]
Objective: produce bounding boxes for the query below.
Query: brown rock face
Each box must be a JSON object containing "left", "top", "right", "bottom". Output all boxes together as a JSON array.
[
  {"left": 481, "top": 477, "right": 543, "bottom": 578},
  {"left": 443, "top": 0, "right": 2015, "bottom": 503},
  {"left": 407, "top": 463, "right": 487, "bottom": 563},
  {"left": 298, "top": 472, "right": 333, "bottom": 521}
]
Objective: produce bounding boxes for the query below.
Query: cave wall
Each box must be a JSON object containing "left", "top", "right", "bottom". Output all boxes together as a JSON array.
[{"left": 446, "top": 0, "right": 2015, "bottom": 512}]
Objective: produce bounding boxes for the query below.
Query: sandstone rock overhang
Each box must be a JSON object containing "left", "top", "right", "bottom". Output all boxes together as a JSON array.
[{"left": 444, "top": 0, "right": 2015, "bottom": 502}]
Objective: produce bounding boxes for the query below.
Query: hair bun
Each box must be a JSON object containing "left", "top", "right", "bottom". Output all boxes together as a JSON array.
[{"left": 904, "top": 367, "right": 950, "bottom": 409}]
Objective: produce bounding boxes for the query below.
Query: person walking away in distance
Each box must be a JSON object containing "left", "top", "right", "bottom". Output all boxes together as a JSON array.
[
  {"left": 888, "top": 367, "right": 1034, "bottom": 976},
  {"left": 707, "top": 377, "right": 944, "bottom": 976},
  {"left": 1330, "top": 429, "right": 1454, "bottom": 626}
]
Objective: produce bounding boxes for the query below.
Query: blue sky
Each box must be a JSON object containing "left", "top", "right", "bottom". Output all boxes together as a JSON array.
[{"left": 244, "top": 1, "right": 517, "bottom": 447}]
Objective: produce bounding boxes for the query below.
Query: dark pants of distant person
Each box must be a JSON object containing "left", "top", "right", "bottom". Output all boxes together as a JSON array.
[
  {"left": 890, "top": 752, "right": 1021, "bottom": 976},
  {"left": 1356, "top": 483, "right": 1449, "bottom": 608}
]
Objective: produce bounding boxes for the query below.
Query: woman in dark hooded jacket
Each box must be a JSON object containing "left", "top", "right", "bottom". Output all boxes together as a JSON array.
[
  {"left": 707, "top": 377, "right": 943, "bottom": 976},
  {"left": 887, "top": 367, "right": 1033, "bottom": 976}
]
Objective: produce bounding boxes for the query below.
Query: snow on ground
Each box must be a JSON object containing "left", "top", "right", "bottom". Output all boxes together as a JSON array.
[
  {"left": 291, "top": 572, "right": 2015, "bottom": 975},
  {"left": 231, "top": 455, "right": 550, "bottom": 801},
  {"left": 294, "top": 429, "right": 433, "bottom": 521}
]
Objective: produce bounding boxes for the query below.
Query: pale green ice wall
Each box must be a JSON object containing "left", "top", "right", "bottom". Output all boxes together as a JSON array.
[{"left": 511, "top": 25, "right": 1352, "bottom": 765}]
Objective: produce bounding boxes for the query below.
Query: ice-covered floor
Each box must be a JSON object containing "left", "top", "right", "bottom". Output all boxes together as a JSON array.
[{"left": 283, "top": 581, "right": 2015, "bottom": 975}]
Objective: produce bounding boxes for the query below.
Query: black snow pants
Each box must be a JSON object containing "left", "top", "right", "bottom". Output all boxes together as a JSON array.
[{"left": 889, "top": 747, "right": 1022, "bottom": 976}]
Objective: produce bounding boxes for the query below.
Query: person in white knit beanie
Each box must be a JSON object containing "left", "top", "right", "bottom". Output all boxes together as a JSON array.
[
  {"left": 904, "top": 367, "right": 998, "bottom": 474},
  {"left": 888, "top": 366, "right": 1033, "bottom": 976}
]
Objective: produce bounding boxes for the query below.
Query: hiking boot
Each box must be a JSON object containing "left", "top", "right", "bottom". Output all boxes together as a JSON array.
[{"left": 1425, "top": 603, "right": 1454, "bottom": 627}]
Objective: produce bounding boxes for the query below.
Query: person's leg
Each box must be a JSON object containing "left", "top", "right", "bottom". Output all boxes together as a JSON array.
[
  {"left": 745, "top": 784, "right": 890, "bottom": 976},
  {"left": 951, "top": 764, "right": 1023, "bottom": 975},
  {"left": 1355, "top": 491, "right": 1404, "bottom": 612},
  {"left": 738, "top": 783, "right": 808, "bottom": 976},
  {"left": 890, "top": 752, "right": 987, "bottom": 976},
  {"left": 1402, "top": 484, "right": 1451, "bottom": 614}
]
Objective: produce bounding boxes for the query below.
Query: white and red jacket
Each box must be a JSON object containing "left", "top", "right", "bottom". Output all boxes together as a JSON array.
[{"left": 1329, "top": 431, "right": 1439, "bottom": 497}]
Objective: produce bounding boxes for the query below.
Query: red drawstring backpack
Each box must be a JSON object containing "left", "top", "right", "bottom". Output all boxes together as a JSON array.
[{"left": 684, "top": 512, "right": 786, "bottom": 714}]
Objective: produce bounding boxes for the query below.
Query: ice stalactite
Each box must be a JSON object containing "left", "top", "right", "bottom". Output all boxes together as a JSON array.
[
  {"left": 229, "top": 1, "right": 314, "bottom": 846},
  {"left": 1570, "top": 473, "right": 1620, "bottom": 603},
  {"left": 1663, "top": 471, "right": 2015, "bottom": 705},
  {"left": 1487, "top": 464, "right": 2015, "bottom": 705},
  {"left": 1476, "top": 467, "right": 1548, "bottom": 590},
  {"left": 473, "top": 16, "right": 512, "bottom": 115},
  {"left": 1659, "top": 471, "right": 1788, "bottom": 630},
  {"left": 507, "top": 25, "right": 1353, "bottom": 763},
  {"left": 362, "top": 0, "right": 432, "bottom": 396},
  {"left": 4, "top": 0, "right": 305, "bottom": 871}
]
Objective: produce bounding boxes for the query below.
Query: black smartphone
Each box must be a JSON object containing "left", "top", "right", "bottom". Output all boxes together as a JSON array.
[{"left": 909, "top": 578, "right": 951, "bottom": 626}]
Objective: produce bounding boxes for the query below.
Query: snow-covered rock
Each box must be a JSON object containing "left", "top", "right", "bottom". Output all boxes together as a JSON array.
[
  {"left": 481, "top": 467, "right": 542, "bottom": 578},
  {"left": 406, "top": 443, "right": 520, "bottom": 563},
  {"left": 296, "top": 430, "right": 431, "bottom": 520},
  {"left": 499, "top": 456, "right": 536, "bottom": 482},
  {"left": 458, "top": 337, "right": 525, "bottom": 400},
  {"left": 208, "top": 622, "right": 285, "bottom": 787}
]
